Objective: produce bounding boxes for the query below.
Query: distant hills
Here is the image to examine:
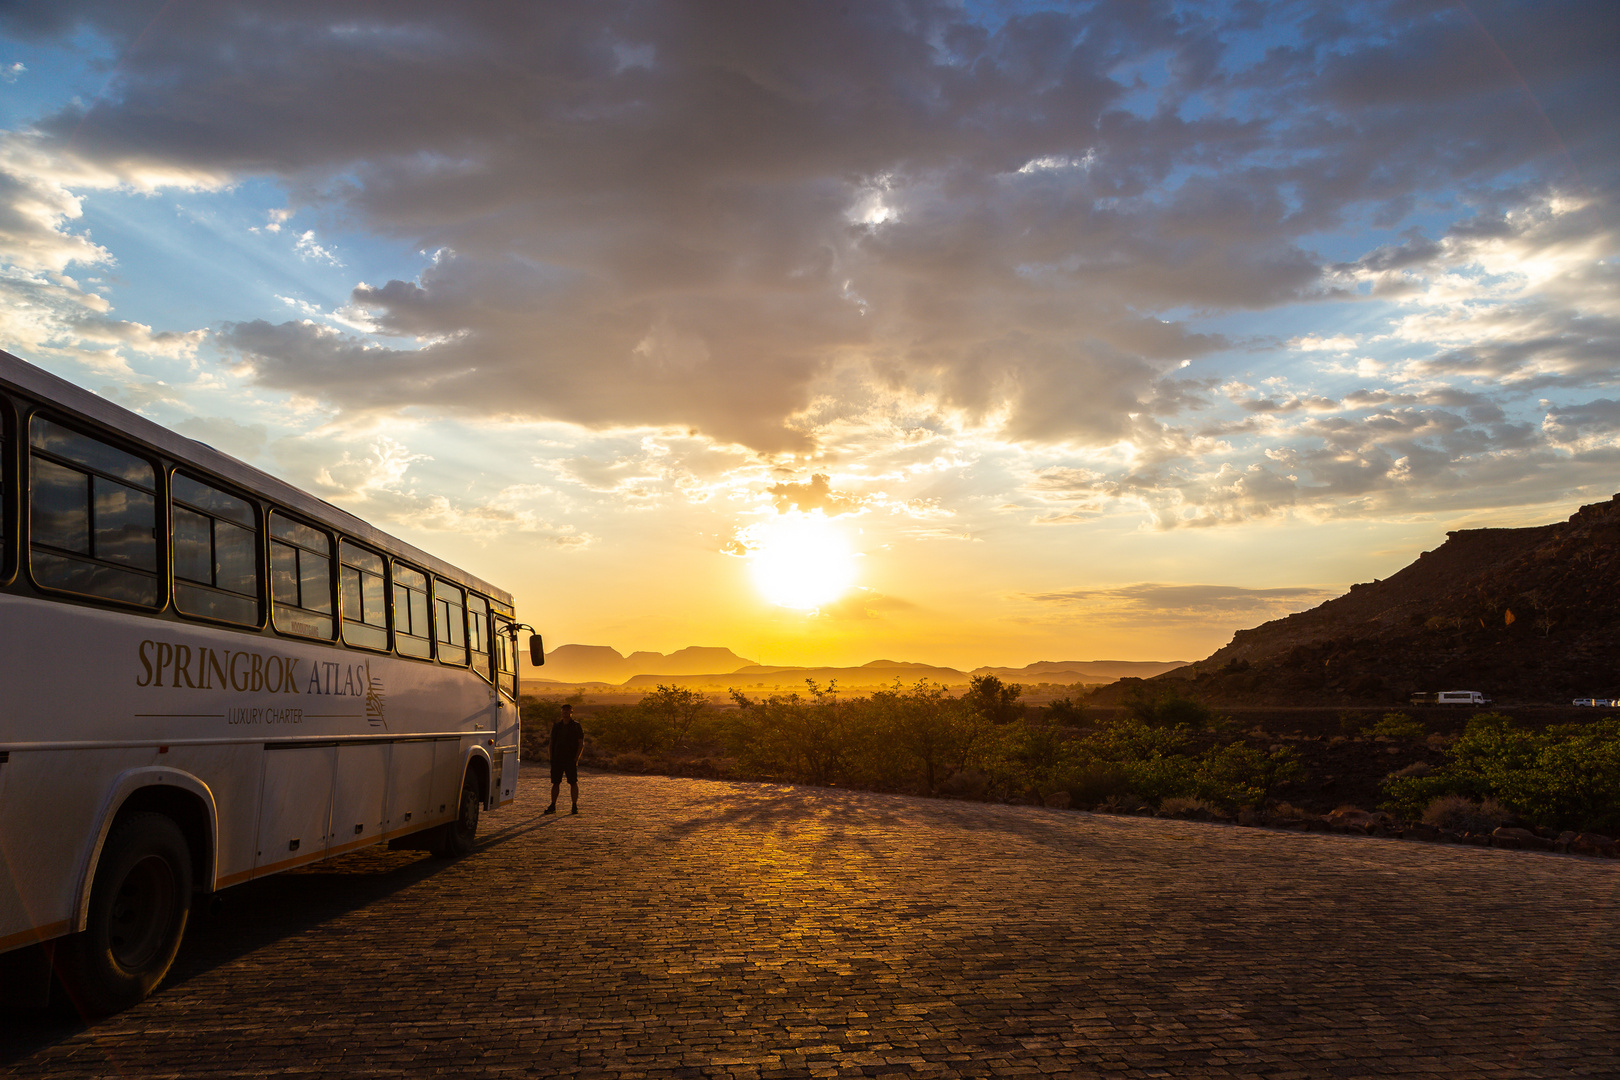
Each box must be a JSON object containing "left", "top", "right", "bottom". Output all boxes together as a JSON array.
[
  {"left": 1097, "top": 492, "right": 1620, "bottom": 706},
  {"left": 536, "top": 644, "right": 757, "bottom": 684},
  {"left": 532, "top": 646, "right": 1187, "bottom": 690}
]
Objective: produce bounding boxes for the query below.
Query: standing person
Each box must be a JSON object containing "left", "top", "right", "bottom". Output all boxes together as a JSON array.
[{"left": 545, "top": 703, "right": 585, "bottom": 815}]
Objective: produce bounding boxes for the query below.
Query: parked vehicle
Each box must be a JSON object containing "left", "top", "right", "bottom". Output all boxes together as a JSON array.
[
  {"left": 1408, "top": 690, "right": 1492, "bottom": 706},
  {"left": 0, "top": 349, "right": 542, "bottom": 1013}
]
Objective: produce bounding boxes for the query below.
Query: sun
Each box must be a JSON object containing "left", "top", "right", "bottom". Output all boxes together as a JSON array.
[{"left": 744, "top": 513, "right": 857, "bottom": 611}]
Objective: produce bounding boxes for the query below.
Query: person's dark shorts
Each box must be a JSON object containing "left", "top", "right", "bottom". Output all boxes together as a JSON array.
[{"left": 550, "top": 761, "right": 578, "bottom": 785}]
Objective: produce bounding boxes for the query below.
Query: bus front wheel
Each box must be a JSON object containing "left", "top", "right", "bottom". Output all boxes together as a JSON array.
[
  {"left": 434, "top": 775, "right": 481, "bottom": 858},
  {"left": 56, "top": 812, "right": 193, "bottom": 1015}
]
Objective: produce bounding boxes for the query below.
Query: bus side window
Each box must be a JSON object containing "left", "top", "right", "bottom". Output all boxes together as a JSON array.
[
  {"left": 493, "top": 616, "right": 517, "bottom": 699},
  {"left": 433, "top": 578, "right": 468, "bottom": 666},
  {"left": 338, "top": 540, "right": 388, "bottom": 650},
  {"left": 467, "top": 594, "right": 492, "bottom": 682},
  {"left": 270, "top": 512, "right": 334, "bottom": 639},
  {"left": 392, "top": 562, "right": 432, "bottom": 659},
  {"left": 28, "top": 416, "right": 160, "bottom": 607},
  {"left": 171, "top": 473, "right": 260, "bottom": 626}
]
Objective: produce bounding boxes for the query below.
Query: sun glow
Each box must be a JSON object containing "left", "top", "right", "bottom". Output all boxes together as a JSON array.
[{"left": 744, "top": 513, "right": 857, "bottom": 611}]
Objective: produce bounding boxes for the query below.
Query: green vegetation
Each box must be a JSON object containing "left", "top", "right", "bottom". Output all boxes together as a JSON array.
[
  {"left": 537, "top": 679, "right": 1300, "bottom": 815},
  {"left": 1383, "top": 713, "right": 1620, "bottom": 834},
  {"left": 1367, "top": 712, "right": 1427, "bottom": 739}
]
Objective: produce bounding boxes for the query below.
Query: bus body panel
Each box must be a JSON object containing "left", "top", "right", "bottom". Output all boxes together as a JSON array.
[{"left": 0, "top": 594, "right": 515, "bottom": 951}]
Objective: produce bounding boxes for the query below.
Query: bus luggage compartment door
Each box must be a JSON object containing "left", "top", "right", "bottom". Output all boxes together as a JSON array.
[
  {"left": 331, "top": 743, "right": 388, "bottom": 851},
  {"left": 255, "top": 745, "right": 336, "bottom": 873},
  {"left": 386, "top": 739, "right": 437, "bottom": 835}
]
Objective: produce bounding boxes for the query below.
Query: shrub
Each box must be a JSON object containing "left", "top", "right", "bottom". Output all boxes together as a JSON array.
[
  {"left": 1125, "top": 687, "right": 1219, "bottom": 730},
  {"left": 1044, "top": 697, "right": 1087, "bottom": 725},
  {"left": 610, "top": 750, "right": 654, "bottom": 774},
  {"left": 1421, "top": 794, "right": 1510, "bottom": 834},
  {"left": 938, "top": 768, "right": 991, "bottom": 800},
  {"left": 638, "top": 684, "right": 713, "bottom": 750},
  {"left": 587, "top": 703, "right": 666, "bottom": 754},
  {"left": 1056, "top": 761, "right": 1134, "bottom": 808},
  {"left": 1384, "top": 715, "right": 1620, "bottom": 833},
  {"left": 1368, "top": 712, "right": 1426, "bottom": 739},
  {"left": 963, "top": 675, "right": 1025, "bottom": 725},
  {"left": 1159, "top": 796, "right": 1217, "bottom": 818},
  {"left": 1191, "top": 742, "right": 1302, "bottom": 812},
  {"left": 867, "top": 679, "right": 986, "bottom": 794}
]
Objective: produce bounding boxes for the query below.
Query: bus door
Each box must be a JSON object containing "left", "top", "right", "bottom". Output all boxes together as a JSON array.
[{"left": 492, "top": 615, "right": 520, "bottom": 807}]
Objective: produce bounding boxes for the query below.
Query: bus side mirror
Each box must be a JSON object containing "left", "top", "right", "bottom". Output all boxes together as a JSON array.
[{"left": 529, "top": 635, "right": 545, "bottom": 667}]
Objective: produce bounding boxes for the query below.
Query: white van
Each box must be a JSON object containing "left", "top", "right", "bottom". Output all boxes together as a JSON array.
[{"left": 1436, "top": 690, "right": 1490, "bottom": 706}]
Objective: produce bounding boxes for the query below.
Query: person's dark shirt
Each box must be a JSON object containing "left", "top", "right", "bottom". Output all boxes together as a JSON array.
[{"left": 550, "top": 718, "right": 584, "bottom": 765}]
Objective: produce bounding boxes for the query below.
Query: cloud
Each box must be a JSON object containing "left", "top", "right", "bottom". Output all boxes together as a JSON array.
[
  {"left": 1290, "top": 334, "right": 1358, "bottom": 352},
  {"left": 767, "top": 473, "right": 861, "bottom": 516},
  {"left": 172, "top": 415, "right": 269, "bottom": 461},
  {"left": 0, "top": 0, "right": 1615, "bottom": 532},
  {"left": 1025, "top": 582, "right": 1337, "bottom": 619}
]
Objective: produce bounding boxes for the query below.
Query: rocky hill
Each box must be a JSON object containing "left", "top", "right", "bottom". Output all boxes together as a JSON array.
[{"left": 1103, "top": 493, "right": 1620, "bottom": 706}]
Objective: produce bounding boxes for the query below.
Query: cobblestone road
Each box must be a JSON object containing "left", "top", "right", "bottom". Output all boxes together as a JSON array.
[{"left": 3, "top": 765, "right": 1618, "bottom": 1078}]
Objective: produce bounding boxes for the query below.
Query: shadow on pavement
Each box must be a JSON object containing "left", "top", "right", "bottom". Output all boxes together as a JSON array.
[{"left": 0, "top": 809, "right": 557, "bottom": 1063}]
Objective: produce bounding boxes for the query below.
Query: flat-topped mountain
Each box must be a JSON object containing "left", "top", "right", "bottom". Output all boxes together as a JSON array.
[
  {"left": 1110, "top": 493, "right": 1620, "bottom": 706},
  {"left": 537, "top": 644, "right": 756, "bottom": 684}
]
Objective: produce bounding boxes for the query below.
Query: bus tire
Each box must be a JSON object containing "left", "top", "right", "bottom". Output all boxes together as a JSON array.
[
  {"left": 434, "top": 775, "right": 481, "bottom": 858},
  {"left": 55, "top": 812, "right": 192, "bottom": 1015}
]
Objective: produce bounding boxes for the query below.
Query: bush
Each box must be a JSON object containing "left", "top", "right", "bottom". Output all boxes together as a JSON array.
[
  {"left": 586, "top": 703, "right": 667, "bottom": 754},
  {"left": 1159, "top": 796, "right": 1218, "bottom": 818},
  {"left": 1125, "top": 686, "right": 1218, "bottom": 730},
  {"left": 1044, "top": 697, "right": 1087, "bottom": 725},
  {"left": 1057, "top": 761, "right": 1134, "bottom": 808},
  {"left": 963, "top": 675, "right": 1025, "bottom": 725},
  {"left": 1421, "top": 794, "right": 1511, "bottom": 834},
  {"left": 638, "top": 684, "right": 713, "bottom": 750},
  {"left": 1192, "top": 742, "right": 1302, "bottom": 812},
  {"left": 938, "top": 769, "right": 991, "bottom": 800},
  {"left": 1368, "top": 712, "right": 1426, "bottom": 739},
  {"left": 1384, "top": 715, "right": 1620, "bottom": 833}
]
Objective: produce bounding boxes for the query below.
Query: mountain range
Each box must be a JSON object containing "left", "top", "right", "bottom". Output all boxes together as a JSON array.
[{"left": 530, "top": 644, "right": 1187, "bottom": 689}]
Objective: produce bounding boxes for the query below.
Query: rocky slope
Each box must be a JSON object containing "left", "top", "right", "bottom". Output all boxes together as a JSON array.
[{"left": 1109, "top": 493, "right": 1620, "bottom": 706}]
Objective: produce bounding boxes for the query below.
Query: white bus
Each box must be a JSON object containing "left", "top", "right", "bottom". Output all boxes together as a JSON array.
[{"left": 0, "top": 349, "right": 541, "bottom": 1013}]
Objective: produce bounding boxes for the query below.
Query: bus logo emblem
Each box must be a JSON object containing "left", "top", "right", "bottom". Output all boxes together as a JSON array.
[{"left": 364, "top": 662, "right": 387, "bottom": 727}]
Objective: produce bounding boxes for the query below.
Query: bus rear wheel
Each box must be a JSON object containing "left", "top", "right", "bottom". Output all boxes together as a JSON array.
[
  {"left": 55, "top": 812, "right": 192, "bottom": 1015},
  {"left": 434, "top": 775, "right": 481, "bottom": 858}
]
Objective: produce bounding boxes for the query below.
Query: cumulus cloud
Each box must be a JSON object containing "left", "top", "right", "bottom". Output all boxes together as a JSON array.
[
  {"left": 766, "top": 474, "right": 861, "bottom": 516},
  {"left": 0, "top": 0, "right": 1615, "bottom": 529}
]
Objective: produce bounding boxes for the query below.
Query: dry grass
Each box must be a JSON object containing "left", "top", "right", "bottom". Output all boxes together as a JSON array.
[
  {"left": 1159, "top": 796, "right": 1217, "bottom": 817},
  {"left": 1422, "top": 794, "right": 1511, "bottom": 833}
]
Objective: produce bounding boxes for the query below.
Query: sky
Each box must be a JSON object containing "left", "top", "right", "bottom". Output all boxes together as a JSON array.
[{"left": 0, "top": 1, "right": 1615, "bottom": 670}]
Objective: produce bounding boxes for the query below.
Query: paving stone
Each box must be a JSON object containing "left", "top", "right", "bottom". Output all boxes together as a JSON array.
[{"left": 1, "top": 765, "right": 1617, "bottom": 1077}]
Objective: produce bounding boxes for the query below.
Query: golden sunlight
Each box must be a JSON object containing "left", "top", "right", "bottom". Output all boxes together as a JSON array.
[{"left": 745, "top": 513, "right": 857, "bottom": 611}]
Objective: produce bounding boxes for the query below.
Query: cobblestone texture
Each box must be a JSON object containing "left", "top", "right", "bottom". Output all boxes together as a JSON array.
[{"left": 4, "top": 764, "right": 1618, "bottom": 1078}]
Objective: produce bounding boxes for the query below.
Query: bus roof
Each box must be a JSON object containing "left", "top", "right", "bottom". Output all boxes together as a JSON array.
[{"left": 0, "top": 349, "right": 513, "bottom": 607}]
